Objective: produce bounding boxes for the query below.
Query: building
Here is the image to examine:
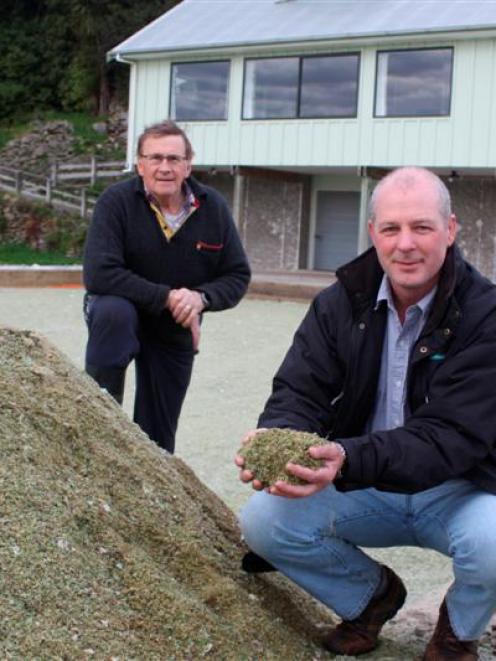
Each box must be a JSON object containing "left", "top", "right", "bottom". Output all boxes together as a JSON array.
[{"left": 108, "top": 0, "right": 496, "bottom": 278}]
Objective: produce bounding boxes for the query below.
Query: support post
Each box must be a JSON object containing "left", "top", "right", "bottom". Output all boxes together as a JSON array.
[
  {"left": 14, "top": 170, "right": 23, "bottom": 195},
  {"left": 90, "top": 155, "right": 97, "bottom": 186},
  {"left": 357, "top": 168, "right": 371, "bottom": 254},
  {"left": 80, "top": 188, "right": 87, "bottom": 218},
  {"left": 45, "top": 177, "right": 52, "bottom": 203},
  {"left": 232, "top": 169, "right": 244, "bottom": 230},
  {"left": 51, "top": 161, "right": 58, "bottom": 186}
]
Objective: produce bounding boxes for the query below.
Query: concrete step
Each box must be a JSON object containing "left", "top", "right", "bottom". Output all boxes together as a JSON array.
[
  {"left": 249, "top": 270, "right": 335, "bottom": 300},
  {"left": 0, "top": 266, "right": 336, "bottom": 300},
  {"left": 0, "top": 265, "right": 83, "bottom": 287}
]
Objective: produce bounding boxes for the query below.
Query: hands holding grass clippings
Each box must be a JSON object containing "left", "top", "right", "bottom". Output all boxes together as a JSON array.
[{"left": 235, "top": 428, "right": 346, "bottom": 499}]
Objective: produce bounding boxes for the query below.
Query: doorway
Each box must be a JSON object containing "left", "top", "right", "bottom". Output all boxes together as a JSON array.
[{"left": 313, "top": 191, "right": 360, "bottom": 271}]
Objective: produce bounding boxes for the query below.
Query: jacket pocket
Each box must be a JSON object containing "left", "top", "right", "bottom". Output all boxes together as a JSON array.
[{"left": 196, "top": 240, "right": 224, "bottom": 252}]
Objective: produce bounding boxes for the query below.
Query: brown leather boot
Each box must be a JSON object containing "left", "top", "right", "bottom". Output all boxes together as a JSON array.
[
  {"left": 423, "top": 599, "right": 478, "bottom": 660},
  {"left": 323, "top": 565, "right": 407, "bottom": 656}
]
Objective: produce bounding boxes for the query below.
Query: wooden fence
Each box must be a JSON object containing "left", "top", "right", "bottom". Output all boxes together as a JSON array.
[
  {"left": 50, "top": 156, "right": 128, "bottom": 185},
  {"left": 0, "top": 157, "right": 129, "bottom": 217},
  {"left": 0, "top": 166, "right": 98, "bottom": 218}
]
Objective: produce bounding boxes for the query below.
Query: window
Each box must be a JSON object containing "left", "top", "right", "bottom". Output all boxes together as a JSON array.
[
  {"left": 243, "top": 58, "right": 299, "bottom": 119},
  {"left": 300, "top": 55, "right": 359, "bottom": 118},
  {"left": 170, "top": 61, "right": 230, "bottom": 121},
  {"left": 375, "top": 48, "right": 453, "bottom": 117},
  {"left": 242, "top": 54, "right": 360, "bottom": 120}
]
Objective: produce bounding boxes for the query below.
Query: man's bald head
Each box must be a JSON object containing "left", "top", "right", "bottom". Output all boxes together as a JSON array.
[{"left": 368, "top": 167, "right": 452, "bottom": 224}]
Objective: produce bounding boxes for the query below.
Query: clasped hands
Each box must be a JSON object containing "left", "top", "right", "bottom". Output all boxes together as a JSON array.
[
  {"left": 234, "top": 429, "right": 346, "bottom": 499},
  {"left": 167, "top": 287, "right": 205, "bottom": 351}
]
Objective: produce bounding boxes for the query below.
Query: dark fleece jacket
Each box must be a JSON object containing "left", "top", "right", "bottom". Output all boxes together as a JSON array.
[{"left": 83, "top": 175, "right": 250, "bottom": 338}]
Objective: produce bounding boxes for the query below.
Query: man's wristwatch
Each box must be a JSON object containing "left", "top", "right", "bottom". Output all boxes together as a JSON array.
[{"left": 199, "top": 291, "right": 210, "bottom": 310}]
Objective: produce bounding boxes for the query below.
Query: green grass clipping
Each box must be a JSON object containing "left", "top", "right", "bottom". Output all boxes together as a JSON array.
[
  {"left": 238, "top": 428, "right": 328, "bottom": 487},
  {"left": 0, "top": 327, "right": 337, "bottom": 658}
]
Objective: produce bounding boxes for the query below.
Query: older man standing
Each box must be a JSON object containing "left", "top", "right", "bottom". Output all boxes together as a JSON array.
[
  {"left": 84, "top": 120, "right": 250, "bottom": 453},
  {"left": 237, "top": 167, "right": 496, "bottom": 659}
]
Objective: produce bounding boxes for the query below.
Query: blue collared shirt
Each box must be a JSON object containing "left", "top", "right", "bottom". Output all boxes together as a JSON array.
[{"left": 367, "top": 276, "right": 437, "bottom": 433}]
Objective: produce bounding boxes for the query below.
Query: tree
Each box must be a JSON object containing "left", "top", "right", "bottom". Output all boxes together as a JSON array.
[{"left": 0, "top": 0, "right": 182, "bottom": 119}]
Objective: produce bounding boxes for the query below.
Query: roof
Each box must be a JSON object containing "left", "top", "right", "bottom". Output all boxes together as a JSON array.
[{"left": 109, "top": 0, "right": 496, "bottom": 59}]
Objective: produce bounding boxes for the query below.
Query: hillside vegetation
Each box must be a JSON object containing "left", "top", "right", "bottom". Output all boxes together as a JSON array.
[
  {"left": 0, "top": 113, "right": 130, "bottom": 262},
  {"left": 1, "top": 0, "right": 181, "bottom": 120}
]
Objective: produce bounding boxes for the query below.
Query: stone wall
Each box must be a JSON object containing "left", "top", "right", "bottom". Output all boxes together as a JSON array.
[
  {"left": 193, "top": 169, "right": 310, "bottom": 272},
  {"left": 0, "top": 114, "right": 127, "bottom": 176},
  {"left": 448, "top": 177, "right": 496, "bottom": 282},
  {"left": 240, "top": 171, "right": 309, "bottom": 271},
  {"left": 0, "top": 121, "right": 77, "bottom": 174}
]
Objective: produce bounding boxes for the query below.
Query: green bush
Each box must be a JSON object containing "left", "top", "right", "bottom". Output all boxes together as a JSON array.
[{"left": 0, "top": 194, "right": 87, "bottom": 264}]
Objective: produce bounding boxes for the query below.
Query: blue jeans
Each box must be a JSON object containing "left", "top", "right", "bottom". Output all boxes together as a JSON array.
[{"left": 239, "top": 479, "right": 496, "bottom": 640}]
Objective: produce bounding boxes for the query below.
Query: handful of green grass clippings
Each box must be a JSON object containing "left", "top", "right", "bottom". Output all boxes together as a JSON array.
[{"left": 238, "top": 428, "right": 328, "bottom": 487}]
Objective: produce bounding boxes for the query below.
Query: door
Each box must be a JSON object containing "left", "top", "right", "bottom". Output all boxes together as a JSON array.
[{"left": 314, "top": 191, "right": 360, "bottom": 271}]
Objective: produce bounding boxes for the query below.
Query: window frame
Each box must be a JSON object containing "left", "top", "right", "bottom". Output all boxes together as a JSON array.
[
  {"left": 241, "top": 52, "right": 361, "bottom": 121},
  {"left": 169, "top": 59, "right": 231, "bottom": 122},
  {"left": 373, "top": 46, "right": 454, "bottom": 119},
  {"left": 241, "top": 55, "right": 301, "bottom": 121}
]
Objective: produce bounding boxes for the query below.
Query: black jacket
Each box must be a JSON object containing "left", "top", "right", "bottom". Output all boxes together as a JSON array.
[
  {"left": 259, "top": 246, "right": 496, "bottom": 494},
  {"left": 83, "top": 175, "right": 250, "bottom": 337}
]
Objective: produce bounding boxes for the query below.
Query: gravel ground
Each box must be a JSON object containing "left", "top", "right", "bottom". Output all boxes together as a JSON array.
[{"left": 2, "top": 286, "right": 495, "bottom": 658}]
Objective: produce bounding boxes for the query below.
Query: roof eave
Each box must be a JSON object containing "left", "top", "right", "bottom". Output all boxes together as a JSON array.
[{"left": 107, "top": 24, "right": 496, "bottom": 62}]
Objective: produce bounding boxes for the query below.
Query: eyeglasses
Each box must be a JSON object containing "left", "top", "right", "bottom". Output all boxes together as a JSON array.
[{"left": 139, "top": 153, "right": 189, "bottom": 167}]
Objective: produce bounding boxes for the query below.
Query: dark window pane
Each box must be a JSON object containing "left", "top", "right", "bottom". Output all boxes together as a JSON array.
[
  {"left": 171, "top": 61, "right": 229, "bottom": 121},
  {"left": 243, "top": 58, "right": 299, "bottom": 119},
  {"left": 375, "top": 49, "right": 452, "bottom": 117},
  {"left": 300, "top": 55, "right": 359, "bottom": 118}
]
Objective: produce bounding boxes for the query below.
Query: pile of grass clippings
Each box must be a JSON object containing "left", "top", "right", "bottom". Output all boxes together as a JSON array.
[
  {"left": 238, "top": 428, "right": 328, "bottom": 487},
  {"left": 0, "top": 327, "right": 336, "bottom": 659}
]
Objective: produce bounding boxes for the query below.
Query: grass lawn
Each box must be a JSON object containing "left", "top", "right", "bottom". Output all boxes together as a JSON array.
[{"left": 0, "top": 243, "right": 81, "bottom": 265}]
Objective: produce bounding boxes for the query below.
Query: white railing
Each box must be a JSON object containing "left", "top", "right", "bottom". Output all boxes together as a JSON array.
[
  {"left": 0, "top": 166, "right": 98, "bottom": 218},
  {"left": 50, "top": 156, "right": 128, "bottom": 185}
]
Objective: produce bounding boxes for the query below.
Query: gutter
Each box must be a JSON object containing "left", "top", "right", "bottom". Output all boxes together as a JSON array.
[
  {"left": 108, "top": 52, "right": 134, "bottom": 65},
  {"left": 107, "top": 25, "right": 496, "bottom": 61}
]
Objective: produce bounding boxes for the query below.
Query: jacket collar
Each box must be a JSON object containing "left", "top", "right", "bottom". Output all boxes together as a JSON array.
[
  {"left": 336, "top": 244, "right": 463, "bottom": 329},
  {"left": 335, "top": 247, "right": 384, "bottom": 315}
]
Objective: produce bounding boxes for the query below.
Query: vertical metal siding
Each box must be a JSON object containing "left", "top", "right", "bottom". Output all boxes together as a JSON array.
[
  {"left": 130, "top": 36, "right": 496, "bottom": 169},
  {"left": 489, "top": 40, "right": 496, "bottom": 164},
  {"left": 470, "top": 40, "right": 496, "bottom": 166},
  {"left": 132, "top": 59, "right": 171, "bottom": 148},
  {"left": 451, "top": 41, "right": 473, "bottom": 165}
]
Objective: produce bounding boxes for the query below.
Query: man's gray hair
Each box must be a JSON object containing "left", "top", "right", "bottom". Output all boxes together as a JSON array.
[
  {"left": 136, "top": 120, "right": 193, "bottom": 160},
  {"left": 368, "top": 167, "right": 452, "bottom": 222}
]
